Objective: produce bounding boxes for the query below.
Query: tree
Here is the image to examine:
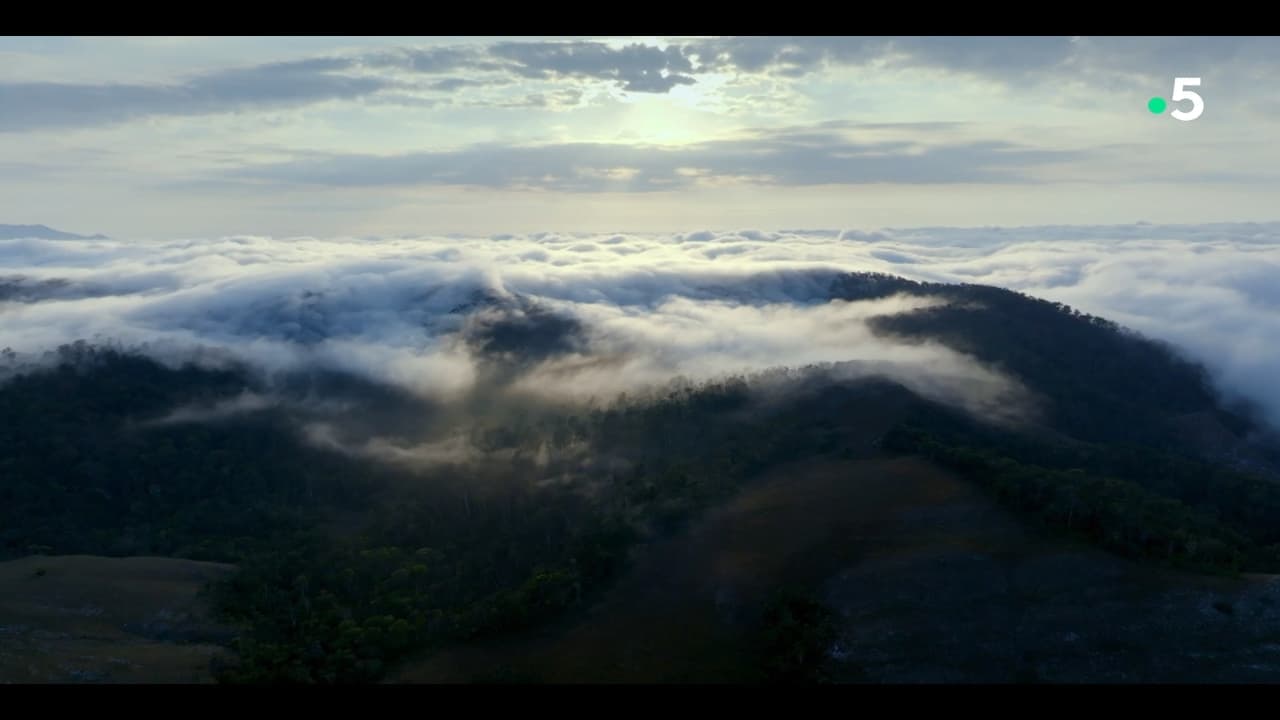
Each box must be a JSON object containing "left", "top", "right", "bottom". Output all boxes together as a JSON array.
[{"left": 758, "top": 589, "right": 838, "bottom": 684}]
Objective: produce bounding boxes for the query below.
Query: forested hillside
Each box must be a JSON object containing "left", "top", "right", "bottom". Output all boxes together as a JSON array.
[{"left": 4, "top": 274, "right": 1280, "bottom": 682}]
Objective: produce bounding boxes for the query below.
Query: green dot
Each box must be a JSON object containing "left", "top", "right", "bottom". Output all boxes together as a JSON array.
[{"left": 1148, "top": 96, "right": 1167, "bottom": 114}]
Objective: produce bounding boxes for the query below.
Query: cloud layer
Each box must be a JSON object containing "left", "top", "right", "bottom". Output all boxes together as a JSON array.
[
  {"left": 1, "top": 222, "right": 1278, "bottom": 431},
  {"left": 8, "top": 36, "right": 1279, "bottom": 132}
]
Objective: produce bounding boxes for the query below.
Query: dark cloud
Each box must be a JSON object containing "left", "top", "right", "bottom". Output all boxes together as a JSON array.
[
  {"left": 677, "top": 36, "right": 1069, "bottom": 81},
  {"left": 0, "top": 57, "right": 391, "bottom": 132},
  {"left": 677, "top": 36, "right": 1280, "bottom": 88},
  {"left": 427, "top": 77, "right": 490, "bottom": 92},
  {"left": 479, "top": 36, "right": 1280, "bottom": 95},
  {"left": 490, "top": 41, "right": 696, "bottom": 93},
  {"left": 683, "top": 36, "right": 886, "bottom": 75},
  {"left": 363, "top": 47, "right": 489, "bottom": 74}
]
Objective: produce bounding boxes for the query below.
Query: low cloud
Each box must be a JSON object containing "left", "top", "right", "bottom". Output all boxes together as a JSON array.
[
  {"left": 145, "top": 390, "right": 276, "bottom": 426},
  {"left": 2, "top": 222, "right": 1278, "bottom": 434}
]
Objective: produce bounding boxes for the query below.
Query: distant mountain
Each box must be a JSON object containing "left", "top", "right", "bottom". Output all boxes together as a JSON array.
[{"left": 0, "top": 224, "right": 108, "bottom": 240}]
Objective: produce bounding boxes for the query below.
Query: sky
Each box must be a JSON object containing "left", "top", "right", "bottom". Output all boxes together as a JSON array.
[{"left": 3, "top": 36, "right": 1280, "bottom": 238}]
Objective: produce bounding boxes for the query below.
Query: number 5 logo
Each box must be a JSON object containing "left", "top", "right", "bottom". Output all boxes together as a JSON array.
[{"left": 1171, "top": 78, "right": 1204, "bottom": 121}]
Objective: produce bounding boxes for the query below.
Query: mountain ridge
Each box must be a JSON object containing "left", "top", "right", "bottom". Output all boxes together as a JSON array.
[{"left": 0, "top": 224, "right": 108, "bottom": 240}]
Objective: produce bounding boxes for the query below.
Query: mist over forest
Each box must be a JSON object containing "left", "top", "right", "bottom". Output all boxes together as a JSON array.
[
  {"left": 5, "top": 223, "right": 1280, "bottom": 683},
  {"left": 4, "top": 222, "right": 1280, "bottom": 422}
]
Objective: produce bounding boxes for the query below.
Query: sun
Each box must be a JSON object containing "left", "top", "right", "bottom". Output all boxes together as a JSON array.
[{"left": 605, "top": 73, "right": 737, "bottom": 146}]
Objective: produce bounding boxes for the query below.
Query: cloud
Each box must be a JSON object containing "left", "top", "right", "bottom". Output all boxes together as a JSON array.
[
  {"left": 0, "top": 57, "right": 393, "bottom": 131},
  {"left": 427, "top": 77, "right": 492, "bottom": 92},
  {"left": 0, "top": 40, "right": 703, "bottom": 133},
  {"left": 0, "top": 231, "right": 1026, "bottom": 422},
  {"left": 226, "top": 126, "right": 1087, "bottom": 191},
  {"left": 363, "top": 47, "right": 491, "bottom": 74},
  {"left": 680, "top": 36, "right": 1280, "bottom": 93},
  {"left": 145, "top": 390, "right": 276, "bottom": 426},
  {"left": 9, "top": 37, "right": 1280, "bottom": 134},
  {"left": 3, "top": 222, "right": 1279, "bottom": 435},
  {"left": 490, "top": 41, "right": 696, "bottom": 93}
]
